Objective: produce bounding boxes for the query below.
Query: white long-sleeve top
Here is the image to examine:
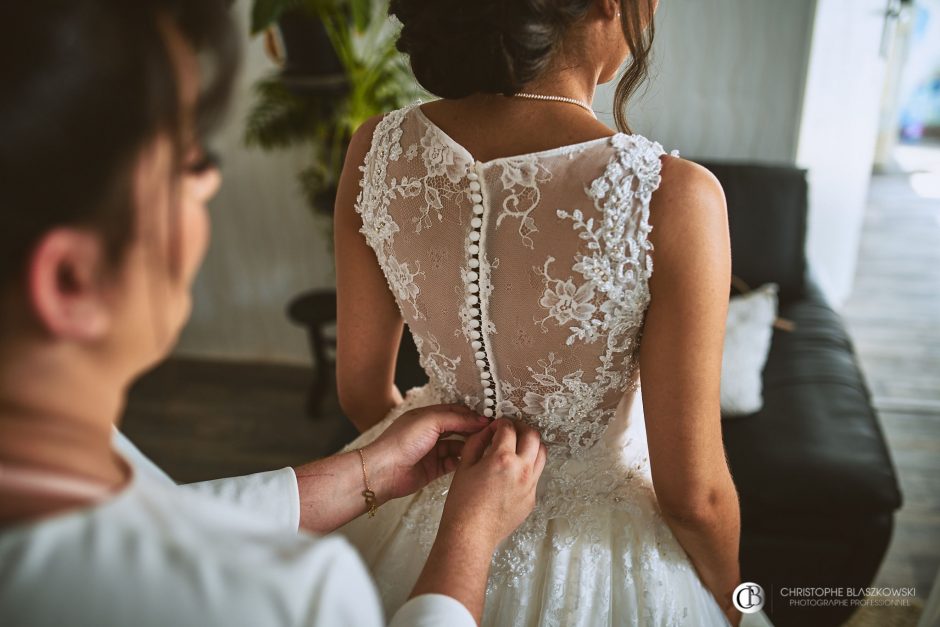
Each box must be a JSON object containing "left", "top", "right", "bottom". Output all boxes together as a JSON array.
[{"left": 0, "top": 432, "right": 476, "bottom": 627}]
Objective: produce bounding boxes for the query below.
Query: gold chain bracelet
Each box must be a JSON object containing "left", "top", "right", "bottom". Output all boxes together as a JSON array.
[{"left": 357, "top": 447, "right": 378, "bottom": 518}]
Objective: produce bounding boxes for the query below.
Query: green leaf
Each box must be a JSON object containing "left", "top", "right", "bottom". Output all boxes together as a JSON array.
[
  {"left": 245, "top": 0, "right": 424, "bottom": 216},
  {"left": 251, "top": 0, "right": 289, "bottom": 34},
  {"left": 349, "top": 0, "right": 371, "bottom": 32},
  {"left": 244, "top": 78, "right": 325, "bottom": 148}
]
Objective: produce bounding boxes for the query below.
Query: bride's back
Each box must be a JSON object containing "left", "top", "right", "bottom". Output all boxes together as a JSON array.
[
  {"left": 355, "top": 103, "right": 672, "bottom": 456},
  {"left": 335, "top": 6, "right": 752, "bottom": 624}
]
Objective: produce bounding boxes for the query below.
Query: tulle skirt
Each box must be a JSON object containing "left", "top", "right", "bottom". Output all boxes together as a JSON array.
[{"left": 337, "top": 384, "right": 775, "bottom": 627}]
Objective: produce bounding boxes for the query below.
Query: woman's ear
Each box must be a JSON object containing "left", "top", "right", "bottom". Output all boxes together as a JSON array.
[
  {"left": 598, "top": 0, "right": 620, "bottom": 21},
  {"left": 28, "top": 229, "right": 112, "bottom": 341}
]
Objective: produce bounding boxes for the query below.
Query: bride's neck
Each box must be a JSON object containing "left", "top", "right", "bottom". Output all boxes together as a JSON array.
[{"left": 519, "top": 60, "right": 602, "bottom": 107}]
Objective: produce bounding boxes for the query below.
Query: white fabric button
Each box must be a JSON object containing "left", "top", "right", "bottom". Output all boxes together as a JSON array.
[
  {"left": 469, "top": 231, "right": 480, "bottom": 242},
  {"left": 482, "top": 379, "right": 492, "bottom": 388},
  {"left": 469, "top": 258, "right": 480, "bottom": 269},
  {"left": 484, "top": 388, "right": 494, "bottom": 397},
  {"left": 474, "top": 351, "right": 486, "bottom": 359},
  {"left": 475, "top": 359, "right": 486, "bottom": 368},
  {"left": 469, "top": 307, "right": 480, "bottom": 317},
  {"left": 471, "top": 330, "right": 481, "bottom": 340},
  {"left": 467, "top": 172, "right": 479, "bottom": 181},
  {"left": 469, "top": 244, "right": 480, "bottom": 255},
  {"left": 471, "top": 193, "right": 483, "bottom": 203},
  {"left": 468, "top": 283, "right": 479, "bottom": 293},
  {"left": 470, "top": 217, "right": 483, "bottom": 229},
  {"left": 471, "top": 340, "right": 482, "bottom": 350},
  {"left": 470, "top": 319, "right": 480, "bottom": 329},
  {"left": 483, "top": 408, "right": 494, "bottom": 417},
  {"left": 469, "top": 181, "right": 481, "bottom": 192},
  {"left": 484, "top": 398, "right": 495, "bottom": 407},
  {"left": 472, "top": 204, "right": 484, "bottom": 215},
  {"left": 467, "top": 294, "right": 479, "bottom": 305},
  {"left": 481, "top": 371, "right": 490, "bottom": 380},
  {"left": 467, "top": 271, "right": 479, "bottom": 282}
]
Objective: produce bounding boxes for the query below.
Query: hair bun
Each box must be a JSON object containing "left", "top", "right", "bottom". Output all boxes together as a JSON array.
[{"left": 390, "top": 0, "right": 576, "bottom": 98}]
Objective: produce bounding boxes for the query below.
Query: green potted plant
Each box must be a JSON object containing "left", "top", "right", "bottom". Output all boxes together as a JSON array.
[
  {"left": 246, "top": 0, "right": 426, "bottom": 416},
  {"left": 246, "top": 0, "right": 423, "bottom": 215}
]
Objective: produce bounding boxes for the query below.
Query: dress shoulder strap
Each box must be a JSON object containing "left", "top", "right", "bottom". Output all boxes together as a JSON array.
[
  {"left": 354, "top": 105, "right": 416, "bottom": 253},
  {"left": 596, "top": 134, "right": 677, "bottom": 286}
]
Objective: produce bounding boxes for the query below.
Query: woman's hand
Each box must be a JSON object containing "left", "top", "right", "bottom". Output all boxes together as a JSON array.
[
  {"left": 439, "top": 418, "right": 547, "bottom": 547},
  {"left": 366, "top": 403, "right": 491, "bottom": 502},
  {"left": 293, "top": 404, "right": 487, "bottom": 534},
  {"left": 409, "top": 418, "right": 547, "bottom": 622}
]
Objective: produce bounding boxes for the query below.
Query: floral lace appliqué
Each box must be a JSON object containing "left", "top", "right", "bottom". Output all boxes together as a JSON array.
[
  {"left": 355, "top": 108, "right": 426, "bottom": 320},
  {"left": 494, "top": 156, "right": 552, "bottom": 249},
  {"left": 501, "top": 134, "right": 669, "bottom": 454}
]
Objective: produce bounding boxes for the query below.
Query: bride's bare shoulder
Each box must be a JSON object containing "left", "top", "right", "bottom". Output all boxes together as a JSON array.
[
  {"left": 655, "top": 155, "right": 725, "bottom": 210},
  {"left": 347, "top": 114, "right": 387, "bottom": 159},
  {"left": 651, "top": 155, "right": 727, "bottom": 235},
  {"left": 647, "top": 154, "right": 730, "bottom": 273}
]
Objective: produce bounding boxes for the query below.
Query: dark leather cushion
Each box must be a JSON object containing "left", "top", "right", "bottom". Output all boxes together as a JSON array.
[
  {"left": 721, "top": 282, "right": 903, "bottom": 515},
  {"left": 697, "top": 161, "right": 809, "bottom": 304}
]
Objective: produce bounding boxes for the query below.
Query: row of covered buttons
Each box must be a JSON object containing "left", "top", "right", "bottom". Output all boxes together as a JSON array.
[{"left": 466, "top": 169, "right": 495, "bottom": 418}]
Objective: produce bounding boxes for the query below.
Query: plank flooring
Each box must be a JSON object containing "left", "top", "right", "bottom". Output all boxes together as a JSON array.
[
  {"left": 122, "top": 358, "right": 355, "bottom": 483},
  {"left": 841, "top": 159, "right": 940, "bottom": 607}
]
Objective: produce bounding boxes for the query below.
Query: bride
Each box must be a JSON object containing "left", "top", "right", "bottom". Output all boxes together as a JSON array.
[{"left": 332, "top": 0, "right": 774, "bottom": 625}]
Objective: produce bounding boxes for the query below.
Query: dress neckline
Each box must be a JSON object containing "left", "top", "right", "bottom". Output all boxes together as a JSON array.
[{"left": 413, "top": 104, "right": 633, "bottom": 168}]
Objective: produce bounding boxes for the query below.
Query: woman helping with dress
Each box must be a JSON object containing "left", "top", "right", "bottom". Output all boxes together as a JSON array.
[
  {"left": 333, "top": 0, "right": 775, "bottom": 625},
  {"left": 0, "top": 2, "right": 548, "bottom": 625}
]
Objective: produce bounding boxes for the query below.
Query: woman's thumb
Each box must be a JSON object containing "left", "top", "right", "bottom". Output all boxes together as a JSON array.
[{"left": 459, "top": 420, "right": 498, "bottom": 464}]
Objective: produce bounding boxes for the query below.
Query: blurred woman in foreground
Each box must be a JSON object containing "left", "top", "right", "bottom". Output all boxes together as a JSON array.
[{"left": 0, "top": 2, "right": 545, "bottom": 625}]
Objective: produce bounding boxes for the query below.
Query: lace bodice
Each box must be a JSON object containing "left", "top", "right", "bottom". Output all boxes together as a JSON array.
[{"left": 356, "top": 104, "right": 674, "bottom": 458}]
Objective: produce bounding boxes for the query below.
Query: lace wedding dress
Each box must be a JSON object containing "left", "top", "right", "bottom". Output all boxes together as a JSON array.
[{"left": 338, "top": 104, "right": 775, "bottom": 627}]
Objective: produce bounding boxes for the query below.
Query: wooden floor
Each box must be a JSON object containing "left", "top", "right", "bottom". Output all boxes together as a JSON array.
[
  {"left": 841, "top": 164, "right": 940, "bottom": 602},
  {"left": 122, "top": 359, "right": 354, "bottom": 483}
]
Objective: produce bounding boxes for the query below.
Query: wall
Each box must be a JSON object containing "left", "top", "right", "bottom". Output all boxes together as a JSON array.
[
  {"left": 174, "top": 0, "right": 334, "bottom": 365},
  {"left": 795, "top": 0, "right": 890, "bottom": 306},
  {"left": 595, "top": 0, "right": 817, "bottom": 164}
]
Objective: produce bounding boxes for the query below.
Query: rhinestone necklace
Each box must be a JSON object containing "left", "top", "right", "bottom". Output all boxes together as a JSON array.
[{"left": 513, "top": 92, "right": 596, "bottom": 118}]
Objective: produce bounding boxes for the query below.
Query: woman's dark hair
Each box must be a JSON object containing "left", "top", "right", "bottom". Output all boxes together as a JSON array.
[
  {"left": 0, "top": 0, "right": 239, "bottom": 287},
  {"left": 390, "top": 0, "right": 655, "bottom": 133}
]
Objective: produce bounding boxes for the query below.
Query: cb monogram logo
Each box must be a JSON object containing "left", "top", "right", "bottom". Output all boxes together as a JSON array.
[{"left": 732, "top": 582, "right": 766, "bottom": 614}]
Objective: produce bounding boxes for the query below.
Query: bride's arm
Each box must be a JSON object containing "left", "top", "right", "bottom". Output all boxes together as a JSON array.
[
  {"left": 334, "top": 115, "right": 405, "bottom": 432},
  {"left": 639, "top": 156, "right": 743, "bottom": 626}
]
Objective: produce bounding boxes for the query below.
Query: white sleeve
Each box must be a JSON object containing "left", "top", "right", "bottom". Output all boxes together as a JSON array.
[
  {"left": 297, "top": 536, "right": 386, "bottom": 627},
  {"left": 113, "top": 428, "right": 301, "bottom": 532},
  {"left": 388, "top": 594, "right": 477, "bottom": 627},
  {"left": 182, "top": 467, "right": 301, "bottom": 532}
]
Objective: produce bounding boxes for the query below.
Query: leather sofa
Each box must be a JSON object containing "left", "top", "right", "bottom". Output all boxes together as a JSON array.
[{"left": 702, "top": 161, "right": 904, "bottom": 627}]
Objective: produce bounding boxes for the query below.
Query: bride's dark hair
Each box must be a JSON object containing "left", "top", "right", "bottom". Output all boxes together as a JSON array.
[{"left": 389, "top": 0, "right": 655, "bottom": 133}]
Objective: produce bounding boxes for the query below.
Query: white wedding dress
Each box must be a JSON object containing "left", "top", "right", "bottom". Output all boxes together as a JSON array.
[{"left": 338, "top": 104, "right": 775, "bottom": 627}]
